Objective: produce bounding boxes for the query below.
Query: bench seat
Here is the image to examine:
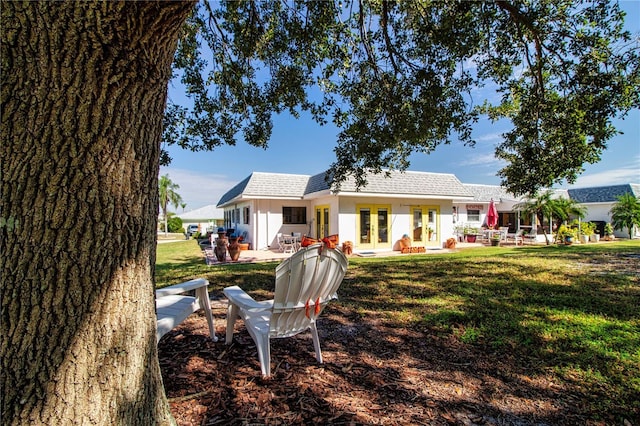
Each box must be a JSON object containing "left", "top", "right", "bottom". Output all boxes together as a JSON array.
[{"left": 155, "top": 278, "right": 217, "bottom": 343}]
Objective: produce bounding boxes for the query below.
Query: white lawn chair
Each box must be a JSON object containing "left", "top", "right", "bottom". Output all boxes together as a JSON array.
[
  {"left": 293, "top": 232, "right": 302, "bottom": 251},
  {"left": 508, "top": 229, "right": 525, "bottom": 246},
  {"left": 281, "top": 234, "right": 296, "bottom": 253},
  {"left": 156, "top": 278, "right": 217, "bottom": 343},
  {"left": 223, "top": 243, "right": 348, "bottom": 376}
]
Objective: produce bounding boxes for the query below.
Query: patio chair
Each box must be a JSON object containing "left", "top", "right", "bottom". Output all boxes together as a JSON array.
[
  {"left": 223, "top": 243, "right": 349, "bottom": 377},
  {"left": 280, "top": 234, "right": 296, "bottom": 253},
  {"left": 508, "top": 229, "right": 524, "bottom": 246},
  {"left": 293, "top": 232, "right": 302, "bottom": 251}
]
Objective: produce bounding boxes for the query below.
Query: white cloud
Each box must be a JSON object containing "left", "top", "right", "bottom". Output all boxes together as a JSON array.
[
  {"left": 474, "top": 131, "right": 504, "bottom": 145},
  {"left": 159, "top": 167, "right": 238, "bottom": 211},
  {"left": 458, "top": 152, "right": 505, "bottom": 168},
  {"left": 571, "top": 164, "right": 640, "bottom": 188}
]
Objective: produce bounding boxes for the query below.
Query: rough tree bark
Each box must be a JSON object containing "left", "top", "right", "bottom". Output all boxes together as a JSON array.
[{"left": 1, "top": 2, "right": 195, "bottom": 424}]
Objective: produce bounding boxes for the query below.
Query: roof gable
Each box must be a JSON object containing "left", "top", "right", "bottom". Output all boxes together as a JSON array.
[
  {"left": 218, "top": 172, "right": 310, "bottom": 206},
  {"left": 217, "top": 174, "right": 252, "bottom": 206},
  {"left": 244, "top": 172, "right": 310, "bottom": 197}
]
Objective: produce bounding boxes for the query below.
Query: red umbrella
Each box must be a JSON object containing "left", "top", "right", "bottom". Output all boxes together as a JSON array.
[{"left": 486, "top": 199, "right": 498, "bottom": 228}]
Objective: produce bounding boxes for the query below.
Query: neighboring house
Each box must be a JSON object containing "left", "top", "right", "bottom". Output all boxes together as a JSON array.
[
  {"left": 458, "top": 183, "right": 640, "bottom": 240},
  {"left": 457, "top": 186, "right": 576, "bottom": 243},
  {"left": 217, "top": 170, "right": 476, "bottom": 252},
  {"left": 567, "top": 184, "right": 640, "bottom": 238},
  {"left": 177, "top": 204, "right": 224, "bottom": 235}
]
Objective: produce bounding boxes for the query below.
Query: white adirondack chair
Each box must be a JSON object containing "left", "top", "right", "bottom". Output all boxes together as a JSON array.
[
  {"left": 223, "top": 243, "right": 348, "bottom": 376},
  {"left": 155, "top": 278, "right": 217, "bottom": 343}
]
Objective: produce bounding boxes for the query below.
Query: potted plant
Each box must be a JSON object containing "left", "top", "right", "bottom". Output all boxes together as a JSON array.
[
  {"left": 427, "top": 226, "right": 434, "bottom": 241},
  {"left": 603, "top": 222, "right": 615, "bottom": 241},
  {"left": 453, "top": 224, "right": 465, "bottom": 241},
  {"left": 585, "top": 222, "right": 600, "bottom": 242},
  {"left": 490, "top": 233, "right": 501, "bottom": 246},
  {"left": 579, "top": 221, "right": 594, "bottom": 244},
  {"left": 464, "top": 226, "right": 479, "bottom": 243},
  {"left": 399, "top": 234, "right": 412, "bottom": 252},
  {"left": 557, "top": 225, "right": 577, "bottom": 245}
]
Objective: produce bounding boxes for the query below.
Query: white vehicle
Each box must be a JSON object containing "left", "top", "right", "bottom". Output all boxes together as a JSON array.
[{"left": 186, "top": 224, "right": 199, "bottom": 236}]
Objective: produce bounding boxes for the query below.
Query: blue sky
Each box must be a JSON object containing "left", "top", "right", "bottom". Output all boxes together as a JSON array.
[{"left": 161, "top": 1, "right": 640, "bottom": 212}]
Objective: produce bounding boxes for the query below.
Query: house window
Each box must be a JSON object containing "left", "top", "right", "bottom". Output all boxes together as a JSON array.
[
  {"left": 283, "top": 207, "right": 306, "bottom": 224},
  {"left": 243, "top": 207, "right": 250, "bottom": 224},
  {"left": 467, "top": 209, "right": 480, "bottom": 222}
]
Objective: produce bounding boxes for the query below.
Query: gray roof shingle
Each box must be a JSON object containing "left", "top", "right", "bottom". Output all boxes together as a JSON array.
[
  {"left": 333, "top": 170, "right": 472, "bottom": 197},
  {"left": 218, "top": 170, "right": 472, "bottom": 206},
  {"left": 177, "top": 205, "right": 224, "bottom": 220},
  {"left": 567, "top": 184, "right": 640, "bottom": 203},
  {"left": 217, "top": 172, "right": 310, "bottom": 206},
  {"left": 462, "top": 184, "right": 521, "bottom": 202},
  {"left": 218, "top": 171, "right": 638, "bottom": 207}
]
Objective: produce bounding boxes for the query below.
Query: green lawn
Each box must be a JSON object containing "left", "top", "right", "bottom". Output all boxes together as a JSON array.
[{"left": 155, "top": 240, "right": 640, "bottom": 421}]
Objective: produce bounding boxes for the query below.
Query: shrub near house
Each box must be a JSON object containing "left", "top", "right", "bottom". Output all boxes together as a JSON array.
[{"left": 167, "top": 216, "right": 184, "bottom": 233}]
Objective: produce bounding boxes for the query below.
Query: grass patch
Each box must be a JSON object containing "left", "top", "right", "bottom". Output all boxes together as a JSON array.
[{"left": 155, "top": 239, "right": 640, "bottom": 420}]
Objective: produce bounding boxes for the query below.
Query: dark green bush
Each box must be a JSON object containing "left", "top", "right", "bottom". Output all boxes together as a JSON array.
[{"left": 167, "top": 216, "right": 183, "bottom": 233}]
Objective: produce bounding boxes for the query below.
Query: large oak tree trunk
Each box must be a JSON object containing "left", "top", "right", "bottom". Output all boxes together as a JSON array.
[{"left": 2, "top": 2, "right": 194, "bottom": 424}]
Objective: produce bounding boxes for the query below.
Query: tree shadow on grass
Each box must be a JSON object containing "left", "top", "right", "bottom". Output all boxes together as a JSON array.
[
  {"left": 158, "top": 250, "right": 639, "bottom": 425},
  {"left": 159, "top": 308, "right": 630, "bottom": 425}
]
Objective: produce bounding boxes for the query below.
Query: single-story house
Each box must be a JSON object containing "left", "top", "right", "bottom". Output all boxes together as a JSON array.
[
  {"left": 217, "top": 170, "right": 482, "bottom": 252},
  {"left": 456, "top": 185, "right": 565, "bottom": 243},
  {"left": 567, "top": 184, "right": 640, "bottom": 238},
  {"left": 456, "top": 183, "right": 640, "bottom": 240},
  {"left": 177, "top": 204, "right": 224, "bottom": 235},
  {"left": 217, "top": 170, "right": 638, "bottom": 251}
]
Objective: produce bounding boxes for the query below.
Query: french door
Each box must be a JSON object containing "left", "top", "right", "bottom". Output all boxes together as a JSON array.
[
  {"left": 411, "top": 206, "right": 439, "bottom": 245},
  {"left": 357, "top": 205, "right": 391, "bottom": 249},
  {"left": 315, "top": 205, "right": 330, "bottom": 238}
]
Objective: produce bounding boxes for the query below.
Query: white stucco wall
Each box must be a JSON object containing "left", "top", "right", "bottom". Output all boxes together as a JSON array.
[
  {"left": 244, "top": 199, "right": 313, "bottom": 250},
  {"left": 337, "top": 196, "right": 454, "bottom": 252},
  {"left": 583, "top": 203, "right": 612, "bottom": 223},
  {"left": 582, "top": 202, "right": 639, "bottom": 238},
  {"left": 221, "top": 191, "right": 639, "bottom": 250}
]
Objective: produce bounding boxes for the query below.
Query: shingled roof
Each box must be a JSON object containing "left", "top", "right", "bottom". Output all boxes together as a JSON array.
[
  {"left": 328, "top": 170, "right": 472, "bottom": 198},
  {"left": 567, "top": 184, "right": 640, "bottom": 203},
  {"left": 218, "top": 170, "right": 473, "bottom": 207},
  {"left": 177, "top": 205, "right": 224, "bottom": 220},
  {"left": 217, "top": 172, "right": 310, "bottom": 206},
  {"left": 462, "top": 184, "right": 521, "bottom": 203}
]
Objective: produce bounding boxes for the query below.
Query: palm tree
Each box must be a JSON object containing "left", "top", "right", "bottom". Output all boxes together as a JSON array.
[
  {"left": 514, "top": 191, "right": 558, "bottom": 245},
  {"left": 516, "top": 193, "right": 587, "bottom": 244},
  {"left": 548, "top": 196, "right": 587, "bottom": 238},
  {"left": 610, "top": 192, "right": 640, "bottom": 239},
  {"left": 159, "top": 174, "right": 183, "bottom": 235}
]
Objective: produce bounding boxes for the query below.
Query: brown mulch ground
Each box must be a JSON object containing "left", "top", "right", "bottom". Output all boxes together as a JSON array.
[{"left": 158, "top": 299, "right": 635, "bottom": 426}]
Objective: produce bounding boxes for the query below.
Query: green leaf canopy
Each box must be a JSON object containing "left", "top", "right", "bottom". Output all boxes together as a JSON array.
[{"left": 164, "top": 0, "right": 639, "bottom": 195}]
